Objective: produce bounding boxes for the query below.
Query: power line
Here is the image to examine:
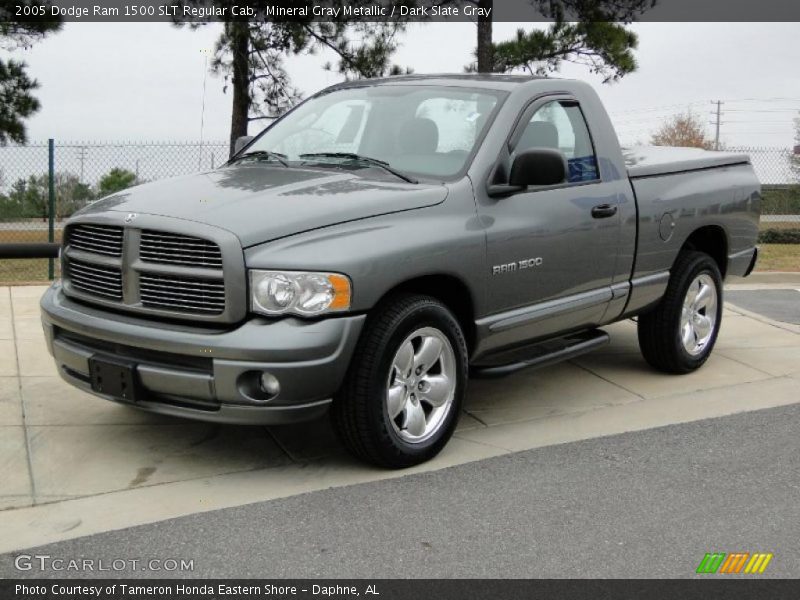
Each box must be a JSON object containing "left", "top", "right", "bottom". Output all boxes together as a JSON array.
[
  {"left": 724, "top": 109, "right": 800, "bottom": 113},
  {"left": 720, "top": 120, "right": 791, "bottom": 124},
  {"left": 609, "top": 96, "right": 798, "bottom": 147},
  {"left": 721, "top": 97, "right": 800, "bottom": 103},
  {"left": 609, "top": 100, "right": 799, "bottom": 119},
  {"left": 607, "top": 102, "right": 705, "bottom": 116},
  {"left": 611, "top": 113, "right": 692, "bottom": 125}
]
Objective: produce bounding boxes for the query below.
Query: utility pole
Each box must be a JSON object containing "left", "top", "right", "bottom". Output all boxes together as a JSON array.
[
  {"left": 76, "top": 145, "right": 88, "bottom": 182},
  {"left": 710, "top": 100, "right": 724, "bottom": 151},
  {"left": 199, "top": 48, "right": 210, "bottom": 169}
]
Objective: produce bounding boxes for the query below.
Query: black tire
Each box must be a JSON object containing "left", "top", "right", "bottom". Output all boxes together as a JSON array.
[
  {"left": 331, "top": 294, "right": 468, "bottom": 468},
  {"left": 637, "top": 250, "right": 723, "bottom": 374}
]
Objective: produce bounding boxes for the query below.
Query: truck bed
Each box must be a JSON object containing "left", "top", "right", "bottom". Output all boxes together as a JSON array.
[{"left": 624, "top": 146, "right": 750, "bottom": 179}]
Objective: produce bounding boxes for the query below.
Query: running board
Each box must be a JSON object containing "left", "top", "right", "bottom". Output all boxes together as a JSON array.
[{"left": 470, "top": 330, "right": 610, "bottom": 379}]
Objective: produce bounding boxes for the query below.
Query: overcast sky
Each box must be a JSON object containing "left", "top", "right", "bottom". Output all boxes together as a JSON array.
[{"left": 3, "top": 21, "right": 799, "bottom": 148}]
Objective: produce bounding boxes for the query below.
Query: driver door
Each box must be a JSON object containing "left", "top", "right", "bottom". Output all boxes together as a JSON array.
[{"left": 478, "top": 97, "right": 623, "bottom": 346}]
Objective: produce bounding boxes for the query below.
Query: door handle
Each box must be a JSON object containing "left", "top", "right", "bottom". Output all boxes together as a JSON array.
[{"left": 591, "top": 204, "right": 618, "bottom": 219}]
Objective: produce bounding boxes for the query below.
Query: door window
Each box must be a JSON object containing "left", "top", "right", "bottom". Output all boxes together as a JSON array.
[{"left": 514, "top": 101, "right": 599, "bottom": 183}]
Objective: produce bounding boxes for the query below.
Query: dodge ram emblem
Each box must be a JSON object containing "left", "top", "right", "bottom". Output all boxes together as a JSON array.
[{"left": 125, "top": 213, "right": 137, "bottom": 223}]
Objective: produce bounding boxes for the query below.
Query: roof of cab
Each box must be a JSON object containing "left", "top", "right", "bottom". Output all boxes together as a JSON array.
[{"left": 328, "top": 73, "right": 558, "bottom": 92}]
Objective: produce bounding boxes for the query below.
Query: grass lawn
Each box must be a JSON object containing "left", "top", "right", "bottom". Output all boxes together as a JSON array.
[
  {"left": 1, "top": 230, "right": 798, "bottom": 284},
  {"left": 0, "top": 228, "right": 62, "bottom": 284},
  {"left": 0, "top": 229, "right": 63, "bottom": 244},
  {"left": 756, "top": 244, "right": 800, "bottom": 272},
  {"left": 0, "top": 259, "right": 59, "bottom": 284}
]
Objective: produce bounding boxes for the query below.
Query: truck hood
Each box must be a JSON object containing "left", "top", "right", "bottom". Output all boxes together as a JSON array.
[{"left": 79, "top": 164, "right": 448, "bottom": 247}]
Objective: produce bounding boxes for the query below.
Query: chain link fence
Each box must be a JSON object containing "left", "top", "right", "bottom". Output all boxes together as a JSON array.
[
  {"left": 1, "top": 141, "right": 798, "bottom": 283},
  {"left": 730, "top": 146, "right": 800, "bottom": 223},
  {"left": 1, "top": 140, "right": 229, "bottom": 282}
]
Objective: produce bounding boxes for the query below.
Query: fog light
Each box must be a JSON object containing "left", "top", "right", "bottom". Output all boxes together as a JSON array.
[{"left": 259, "top": 372, "right": 281, "bottom": 396}]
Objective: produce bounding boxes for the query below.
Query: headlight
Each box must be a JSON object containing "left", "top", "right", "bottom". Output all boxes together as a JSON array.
[{"left": 249, "top": 270, "right": 352, "bottom": 316}]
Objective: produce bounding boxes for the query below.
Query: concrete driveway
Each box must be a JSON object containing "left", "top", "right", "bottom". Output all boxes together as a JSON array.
[{"left": 1, "top": 279, "right": 799, "bottom": 554}]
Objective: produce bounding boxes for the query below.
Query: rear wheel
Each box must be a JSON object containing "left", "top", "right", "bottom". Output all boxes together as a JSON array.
[
  {"left": 331, "top": 294, "right": 468, "bottom": 468},
  {"left": 637, "top": 251, "right": 723, "bottom": 374}
]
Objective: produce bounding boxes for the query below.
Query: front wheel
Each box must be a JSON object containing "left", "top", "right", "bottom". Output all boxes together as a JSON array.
[
  {"left": 637, "top": 250, "right": 723, "bottom": 374},
  {"left": 331, "top": 294, "right": 468, "bottom": 468}
]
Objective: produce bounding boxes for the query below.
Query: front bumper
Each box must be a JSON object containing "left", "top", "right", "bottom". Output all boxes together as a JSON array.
[{"left": 40, "top": 283, "right": 366, "bottom": 424}]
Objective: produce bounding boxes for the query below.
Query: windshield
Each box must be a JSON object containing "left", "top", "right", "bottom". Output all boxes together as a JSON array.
[{"left": 244, "top": 85, "right": 506, "bottom": 180}]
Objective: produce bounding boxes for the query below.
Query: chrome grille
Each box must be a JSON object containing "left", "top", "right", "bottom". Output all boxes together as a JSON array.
[
  {"left": 61, "top": 219, "right": 241, "bottom": 323},
  {"left": 67, "top": 259, "right": 123, "bottom": 300},
  {"left": 67, "top": 224, "right": 124, "bottom": 256},
  {"left": 140, "top": 273, "right": 225, "bottom": 314},
  {"left": 140, "top": 230, "right": 223, "bottom": 269}
]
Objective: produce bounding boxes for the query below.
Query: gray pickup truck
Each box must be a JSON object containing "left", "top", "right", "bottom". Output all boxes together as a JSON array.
[{"left": 41, "top": 75, "right": 760, "bottom": 467}]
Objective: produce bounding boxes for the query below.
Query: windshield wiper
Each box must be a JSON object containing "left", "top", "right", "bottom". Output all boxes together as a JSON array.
[
  {"left": 230, "top": 150, "right": 289, "bottom": 167},
  {"left": 299, "top": 152, "right": 418, "bottom": 184}
]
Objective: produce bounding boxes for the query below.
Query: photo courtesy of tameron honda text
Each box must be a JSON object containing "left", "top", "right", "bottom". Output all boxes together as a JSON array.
[{"left": 14, "top": 583, "right": 336, "bottom": 596}]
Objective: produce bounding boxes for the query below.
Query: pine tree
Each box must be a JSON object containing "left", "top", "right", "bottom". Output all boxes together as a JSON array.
[
  {"left": 0, "top": 2, "right": 62, "bottom": 144},
  {"left": 176, "top": 2, "right": 409, "bottom": 156},
  {"left": 465, "top": 0, "right": 653, "bottom": 82}
]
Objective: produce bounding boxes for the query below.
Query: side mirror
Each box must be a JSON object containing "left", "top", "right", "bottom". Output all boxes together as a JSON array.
[
  {"left": 234, "top": 135, "right": 254, "bottom": 155},
  {"left": 509, "top": 148, "right": 568, "bottom": 187}
]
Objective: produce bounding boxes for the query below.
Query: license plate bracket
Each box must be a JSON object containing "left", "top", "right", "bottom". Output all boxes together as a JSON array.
[{"left": 89, "top": 356, "right": 139, "bottom": 402}]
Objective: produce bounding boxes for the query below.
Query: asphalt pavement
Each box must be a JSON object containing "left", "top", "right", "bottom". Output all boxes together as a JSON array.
[
  {"left": 1, "top": 284, "right": 797, "bottom": 579},
  {"left": 3, "top": 402, "right": 798, "bottom": 579},
  {"left": 726, "top": 289, "right": 800, "bottom": 325}
]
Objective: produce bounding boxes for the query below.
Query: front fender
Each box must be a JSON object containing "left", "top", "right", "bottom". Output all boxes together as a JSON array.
[{"left": 244, "top": 179, "right": 488, "bottom": 314}]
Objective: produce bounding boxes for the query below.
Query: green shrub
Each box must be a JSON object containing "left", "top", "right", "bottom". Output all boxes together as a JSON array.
[{"left": 758, "top": 228, "right": 800, "bottom": 244}]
